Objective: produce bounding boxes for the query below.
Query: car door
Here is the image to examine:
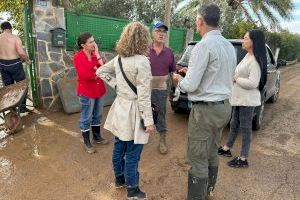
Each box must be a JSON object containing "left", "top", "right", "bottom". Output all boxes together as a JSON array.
[{"left": 265, "top": 46, "right": 277, "bottom": 99}]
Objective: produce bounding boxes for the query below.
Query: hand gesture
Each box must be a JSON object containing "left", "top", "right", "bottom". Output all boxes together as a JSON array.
[
  {"left": 172, "top": 73, "right": 183, "bottom": 87},
  {"left": 178, "top": 67, "right": 188, "bottom": 74},
  {"left": 145, "top": 125, "right": 156, "bottom": 134},
  {"left": 233, "top": 73, "right": 239, "bottom": 82},
  {"left": 94, "top": 42, "right": 99, "bottom": 54}
]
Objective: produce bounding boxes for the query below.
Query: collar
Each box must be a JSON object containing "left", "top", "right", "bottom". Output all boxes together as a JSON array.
[
  {"left": 202, "top": 29, "right": 221, "bottom": 39},
  {"left": 151, "top": 44, "right": 167, "bottom": 52}
]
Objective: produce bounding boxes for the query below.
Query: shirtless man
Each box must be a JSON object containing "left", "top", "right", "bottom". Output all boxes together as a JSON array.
[{"left": 0, "top": 21, "right": 30, "bottom": 113}]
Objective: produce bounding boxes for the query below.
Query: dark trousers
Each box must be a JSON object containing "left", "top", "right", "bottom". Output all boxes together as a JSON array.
[
  {"left": 112, "top": 137, "right": 144, "bottom": 188},
  {"left": 226, "top": 106, "right": 255, "bottom": 158},
  {"left": 151, "top": 89, "right": 168, "bottom": 134},
  {"left": 0, "top": 59, "right": 27, "bottom": 109}
]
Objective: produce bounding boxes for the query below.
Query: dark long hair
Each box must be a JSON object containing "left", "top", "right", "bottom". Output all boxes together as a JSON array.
[
  {"left": 77, "top": 32, "right": 92, "bottom": 50},
  {"left": 248, "top": 29, "right": 267, "bottom": 91}
]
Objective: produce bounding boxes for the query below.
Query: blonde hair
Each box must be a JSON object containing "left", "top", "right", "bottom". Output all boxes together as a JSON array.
[{"left": 116, "top": 22, "right": 151, "bottom": 57}]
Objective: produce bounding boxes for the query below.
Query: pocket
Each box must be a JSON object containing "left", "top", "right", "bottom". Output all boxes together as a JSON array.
[{"left": 187, "top": 139, "right": 208, "bottom": 161}]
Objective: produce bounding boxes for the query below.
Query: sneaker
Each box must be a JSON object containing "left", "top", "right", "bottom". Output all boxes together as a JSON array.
[
  {"left": 127, "top": 187, "right": 147, "bottom": 200},
  {"left": 115, "top": 175, "right": 125, "bottom": 189},
  {"left": 218, "top": 146, "right": 232, "bottom": 157},
  {"left": 228, "top": 157, "right": 249, "bottom": 168}
]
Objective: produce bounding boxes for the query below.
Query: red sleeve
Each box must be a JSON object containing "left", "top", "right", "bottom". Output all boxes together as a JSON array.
[{"left": 74, "top": 52, "right": 97, "bottom": 81}]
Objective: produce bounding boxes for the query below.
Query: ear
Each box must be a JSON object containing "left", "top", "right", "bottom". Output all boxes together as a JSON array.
[
  {"left": 198, "top": 17, "right": 204, "bottom": 27},
  {"left": 81, "top": 43, "right": 85, "bottom": 48}
]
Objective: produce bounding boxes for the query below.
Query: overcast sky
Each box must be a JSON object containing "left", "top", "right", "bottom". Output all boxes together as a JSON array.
[{"left": 281, "top": 0, "right": 300, "bottom": 33}]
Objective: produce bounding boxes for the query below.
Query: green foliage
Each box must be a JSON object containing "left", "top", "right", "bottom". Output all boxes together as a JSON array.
[
  {"left": 0, "top": 0, "right": 26, "bottom": 36},
  {"left": 223, "top": 20, "right": 257, "bottom": 39},
  {"left": 265, "top": 32, "right": 282, "bottom": 53},
  {"left": 278, "top": 32, "right": 300, "bottom": 61},
  {"left": 68, "top": 0, "right": 181, "bottom": 24},
  {"left": 177, "top": 0, "right": 294, "bottom": 29}
]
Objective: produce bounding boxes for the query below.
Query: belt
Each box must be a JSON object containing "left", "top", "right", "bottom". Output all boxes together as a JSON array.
[{"left": 192, "top": 100, "right": 225, "bottom": 106}]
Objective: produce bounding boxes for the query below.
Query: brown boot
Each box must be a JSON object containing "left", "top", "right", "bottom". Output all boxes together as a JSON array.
[{"left": 159, "top": 133, "right": 168, "bottom": 154}]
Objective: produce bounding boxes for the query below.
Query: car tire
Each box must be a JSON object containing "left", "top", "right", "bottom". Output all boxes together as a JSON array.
[
  {"left": 253, "top": 101, "right": 264, "bottom": 130},
  {"left": 269, "top": 79, "right": 280, "bottom": 103}
]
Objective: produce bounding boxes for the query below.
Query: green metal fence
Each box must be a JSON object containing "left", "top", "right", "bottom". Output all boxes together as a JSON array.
[
  {"left": 65, "top": 12, "right": 186, "bottom": 53},
  {"left": 23, "top": 3, "right": 40, "bottom": 107}
]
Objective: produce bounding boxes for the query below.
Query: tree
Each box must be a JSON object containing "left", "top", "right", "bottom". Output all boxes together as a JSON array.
[
  {"left": 222, "top": 20, "right": 257, "bottom": 39},
  {"left": 0, "top": 0, "right": 26, "bottom": 35},
  {"left": 67, "top": 0, "right": 181, "bottom": 24},
  {"left": 177, "top": 0, "right": 294, "bottom": 29},
  {"left": 227, "top": 0, "right": 294, "bottom": 28}
]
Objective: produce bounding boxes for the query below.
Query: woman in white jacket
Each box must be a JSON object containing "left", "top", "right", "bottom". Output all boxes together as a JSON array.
[
  {"left": 218, "top": 30, "right": 267, "bottom": 168},
  {"left": 96, "top": 22, "right": 155, "bottom": 200}
]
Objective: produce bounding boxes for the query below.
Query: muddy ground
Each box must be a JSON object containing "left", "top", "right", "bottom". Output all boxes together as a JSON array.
[{"left": 0, "top": 64, "right": 299, "bottom": 200}]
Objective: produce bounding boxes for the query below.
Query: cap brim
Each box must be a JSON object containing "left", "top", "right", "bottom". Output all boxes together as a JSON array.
[{"left": 154, "top": 25, "right": 168, "bottom": 31}]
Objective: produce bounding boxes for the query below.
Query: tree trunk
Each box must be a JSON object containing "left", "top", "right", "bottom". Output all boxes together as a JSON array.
[{"left": 164, "top": 0, "right": 171, "bottom": 47}]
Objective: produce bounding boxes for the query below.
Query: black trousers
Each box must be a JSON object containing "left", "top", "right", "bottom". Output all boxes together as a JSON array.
[{"left": 0, "top": 58, "right": 27, "bottom": 109}]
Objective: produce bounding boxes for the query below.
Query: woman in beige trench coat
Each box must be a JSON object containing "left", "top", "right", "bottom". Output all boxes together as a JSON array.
[{"left": 96, "top": 22, "right": 155, "bottom": 200}]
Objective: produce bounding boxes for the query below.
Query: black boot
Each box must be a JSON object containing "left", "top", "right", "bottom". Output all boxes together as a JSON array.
[
  {"left": 207, "top": 166, "right": 218, "bottom": 197},
  {"left": 115, "top": 175, "right": 125, "bottom": 188},
  {"left": 82, "top": 130, "right": 95, "bottom": 154},
  {"left": 127, "top": 187, "right": 147, "bottom": 200},
  {"left": 187, "top": 171, "right": 208, "bottom": 200},
  {"left": 91, "top": 126, "right": 109, "bottom": 145}
]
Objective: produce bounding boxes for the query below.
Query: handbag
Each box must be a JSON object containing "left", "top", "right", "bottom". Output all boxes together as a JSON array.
[{"left": 118, "top": 56, "right": 158, "bottom": 130}]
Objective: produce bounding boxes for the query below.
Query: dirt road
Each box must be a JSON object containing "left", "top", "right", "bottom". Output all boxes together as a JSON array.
[{"left": 0, "top": 64, "right": 299, "bottom": 200}]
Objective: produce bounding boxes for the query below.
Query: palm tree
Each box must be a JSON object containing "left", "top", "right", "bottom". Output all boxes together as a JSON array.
[
  {"left": 177, "top": 0, "right": 294, "bottom": 28},
  {"left": 227, "top": 0, "right": 294, "bottom": 27}
]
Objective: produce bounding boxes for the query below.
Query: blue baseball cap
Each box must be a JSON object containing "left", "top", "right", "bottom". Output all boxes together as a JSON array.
[{"left": 153, "top": 21, "right": 168, "bottom": 31}]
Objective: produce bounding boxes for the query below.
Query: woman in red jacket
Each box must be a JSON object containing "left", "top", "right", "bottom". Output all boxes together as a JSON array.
[{"left": 74, "top": 32, "right": 109, "bottom": 154}]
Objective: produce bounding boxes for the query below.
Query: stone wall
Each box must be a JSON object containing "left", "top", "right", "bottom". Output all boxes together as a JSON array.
[{"left": 33, "top": 0, "right": 73, "bottom": 111}]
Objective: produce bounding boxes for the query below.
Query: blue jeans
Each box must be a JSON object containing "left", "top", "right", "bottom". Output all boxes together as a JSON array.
[
  {"left": 112, "top": 137, "right": 144, "bottom": 188},
  {"left": 79, "top": 95, "right": 104, "bottom": 132},
  {"left": 226, "top": 106, "right": 255, "bottom": 158}
]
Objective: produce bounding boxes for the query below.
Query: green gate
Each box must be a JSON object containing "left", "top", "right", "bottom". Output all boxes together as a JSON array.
[{"left": 23, "top": 2, "right": 39, "bottom": 107}]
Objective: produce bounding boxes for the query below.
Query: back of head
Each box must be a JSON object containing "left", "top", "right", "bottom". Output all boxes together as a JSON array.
[
  {"left": 198, "top": 4, "right": 220, "bottom": 27},
  {"left": 249, "top": 29, "right": 267, "bottom": 91},
  {"left": 1, "top": 21, "right": 12, "bottom": 31},
  {"left": 116, "top": 22, "right": 150, "bottom": 57}
]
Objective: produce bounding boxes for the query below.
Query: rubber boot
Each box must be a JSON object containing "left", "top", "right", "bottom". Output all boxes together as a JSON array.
[
  {"left": 159, "top": 133, "right": 168, "bottom": 154},
  {"left": 115, "top": 175, "right": 125, "bottom": 188},
  {"left": 91, "top": 126, "right": 109, "bottom": 145},
  {"left": 127, "top": 187, "right": 147, "bottom": 200},
  {"left": 207, "top": 166, "right": 218, "bottom": 198},
  {"left": 82, "top": 130, "right": 95, "bottom": 154},
  {"left": 187, "top": 171, "right": 208, "bottom": 200}
]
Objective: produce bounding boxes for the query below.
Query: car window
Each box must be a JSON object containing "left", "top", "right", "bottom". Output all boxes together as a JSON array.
[
  {"left": 233, "top": 44, "right": 247, "bottom": 64},
  {"left": 177, "top": 42, "right": 247, "bottom": 67},
  {"left": 266, "top": 47, "right": 275, "bottom": 65}
]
